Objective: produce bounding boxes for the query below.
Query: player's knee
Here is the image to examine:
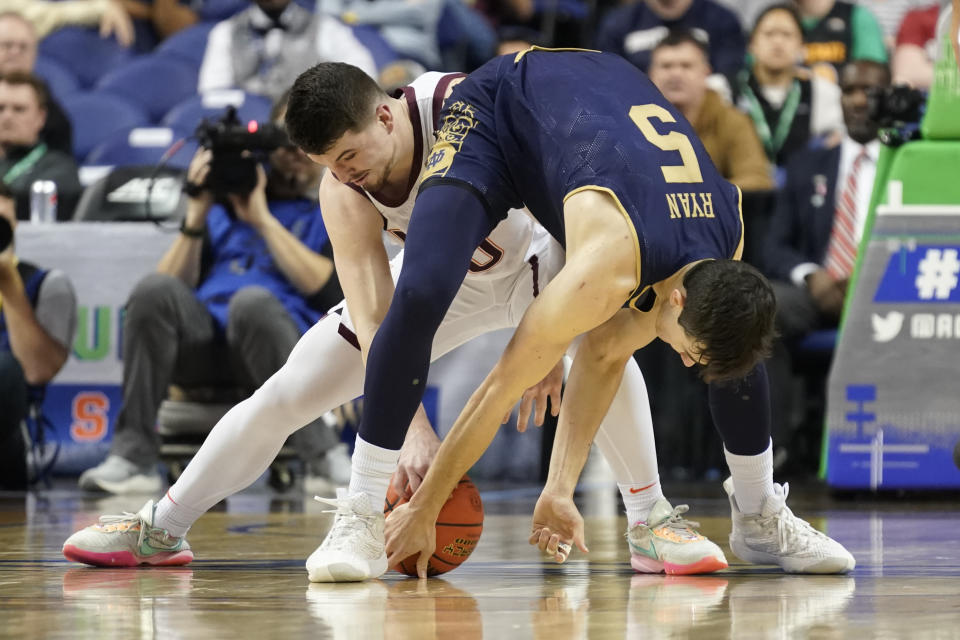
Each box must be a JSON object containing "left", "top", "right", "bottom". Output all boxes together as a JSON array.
[{"left": 125, "top": 273, "right": 183, "bottom": 326}]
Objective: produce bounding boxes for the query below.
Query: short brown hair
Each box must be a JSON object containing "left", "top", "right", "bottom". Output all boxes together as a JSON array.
[
  {"left": 0, "top": 70, "right": 49, "bottom": 110},
  {"left": 678, "top": 260, "right": 776, "bottom": 382},
  {"left": 285, "top": 62, "right": 387, "bottom": 155},
  {"left": 651, "top": 30, "right": 710, "bottom": 65}
]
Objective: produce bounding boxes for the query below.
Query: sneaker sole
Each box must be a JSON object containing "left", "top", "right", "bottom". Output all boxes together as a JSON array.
[
  {"left": 730, "top": 537, "right": 855, "bottom": 574},
  {"left": 631, "top": 554, "right": 728, "bottom": 575},
  {"left": 306, "top": 555, "right": 388, "bottom": 583},
  {"left": 62, "top": 544, "right": 193, "bottom": 567}
]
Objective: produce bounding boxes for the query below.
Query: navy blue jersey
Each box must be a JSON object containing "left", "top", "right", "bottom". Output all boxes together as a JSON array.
[{"left": 420, "top": 48, "right": 743, "bottom": 309}]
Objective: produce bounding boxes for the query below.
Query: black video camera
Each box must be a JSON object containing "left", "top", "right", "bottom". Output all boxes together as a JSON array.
[
  {"left": 194, "top": 106, "right": 290, "bottom": 197},
  {"left": 867, "top": 85, "right": 926, "bottom": 146}
]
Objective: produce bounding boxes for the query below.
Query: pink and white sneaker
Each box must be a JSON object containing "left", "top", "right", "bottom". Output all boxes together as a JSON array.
[
  {"left": 626, "top": 497, "right": 728, "bottom": 575},
  {"left": 62, "top": 500, "right": 193, "bottom": 567}
]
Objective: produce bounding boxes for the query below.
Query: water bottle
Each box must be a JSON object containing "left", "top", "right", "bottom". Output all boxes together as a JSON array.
[{"left": 29, "top": 180, "right": 57, "bottom": 224}]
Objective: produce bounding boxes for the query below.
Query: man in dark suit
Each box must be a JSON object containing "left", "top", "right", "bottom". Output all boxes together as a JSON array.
[{"left": 762, "top": 58, "right": 890, "bottom": 469}]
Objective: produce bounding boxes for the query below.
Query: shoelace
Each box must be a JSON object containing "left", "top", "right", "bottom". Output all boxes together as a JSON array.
[
  {"left": 98, "top": 512, "right": 150, "bottom": 550},
  {"left": 755, "top": 484, "right": 829, "bottom": 553},
  {"left": 627, "top": 504, "right": 701, "bottom": 540},
  {"left": 313, "top": 496, "right": 379, "bottom": 551}
]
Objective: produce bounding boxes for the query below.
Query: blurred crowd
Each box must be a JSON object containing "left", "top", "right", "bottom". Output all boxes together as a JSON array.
[{"left": 0, "top": 0, "right": 952, "bottom": 489}]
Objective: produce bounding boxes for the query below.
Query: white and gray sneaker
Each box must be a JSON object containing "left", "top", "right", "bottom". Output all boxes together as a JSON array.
[
  {"left": 78, "top": 455, "right": 163, "bottom": 495},
  {"left": 723, "top": 477, "right": 855, "bottom": 574},
  {"left": 306, "top": 489, "right": 388, "bottom": 583}
]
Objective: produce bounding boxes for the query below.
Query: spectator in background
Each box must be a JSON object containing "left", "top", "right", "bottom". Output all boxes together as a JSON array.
[
  {"left": 78, "top": 98, "right": 347, "bottom": 495},
  {"left": 0, "top": 182, "right": 77, "bottom": 489},
  {"left": 715, "top": 0, "right": 779, "bottom": 30},
  {"left": 762, "top": 59, "right": 890, "bottom": 466},
  {"left": 596, "top": 0, "right": 745, "bottom": 79},
  {"left": 2, "top": 0, "right": 134, "bottom": 46},
  {"left": 737, "top": 4, "right": 844, "bottom": 175},
  {"left": 798, "top": 0, "right": 888, "bottom": 82},
  {"left": 893, "top": 3, "right": 940, "bottom": 88},
  {"left": 0, "top": 72, "right": 81, "bottom": 219},
  {"left": 0, "top": 12, "right": 72, "bottom": 155},
  {"left": 649, "top": 32, "right": 773, "bottom": 191},
  {"left": 317, "top": 0, "right": 444, "bottom": 70},
  {"left": 857, "top": 0, "right": 930, "bottom": 46},
  {"left": 199, "top": 0, "right": 377, "bottom": 102}
]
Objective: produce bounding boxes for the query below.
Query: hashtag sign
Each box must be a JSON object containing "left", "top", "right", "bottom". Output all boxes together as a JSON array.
[{"left": 915, "top": 248, "right": 960, "bottom": 300}]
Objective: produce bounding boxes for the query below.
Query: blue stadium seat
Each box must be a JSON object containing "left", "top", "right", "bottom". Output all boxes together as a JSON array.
[
  {"left": 38, "top": 27, "right": 134, "bottom": 90},
  {"left": 155, "top": 22, "right": 215, "bottom": 67},
  {"left": 162, "top": 90, "right": 273, "bottom": 132},
  {"left": 34, "top": 56, "right": 79, "bottom": 101},
  {"left": 85, "top": 127, "right": 198, "bottom": 169},
  {"left": 61, "top": 93, "right": 151, "bottom": 162},
  {"left": 96, "top": 55, "right": 198, "bottom": 123}
]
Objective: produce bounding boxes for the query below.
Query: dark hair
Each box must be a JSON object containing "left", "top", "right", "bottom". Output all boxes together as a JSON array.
[
  {"left": 285, "top": 62, "right": 387, "bottom": 155},
  {"left": 750, "top": 3, "right": 803, "bottom": 41},
  {"left": 651, "top": 30, "right": 710, "bottom": 64},
  {"left": 678, "top": 260, "right": 776, "bottom": 383},
  {"left": 0, "top": 70, "right": 49, "bottom": 110}
]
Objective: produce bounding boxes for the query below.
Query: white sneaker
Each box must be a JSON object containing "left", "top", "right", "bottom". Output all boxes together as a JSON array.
[
  {"left": 305, "top": 581, "right": 389, "bottom": 639},
  {"left": 62, "top": 500, "right": 193, "bottom": 567},
  {"left": 626, "top": 497, "right": 728, "bottom": 575},
  {"left": 78, "top": 455, "right": 163, "bottom": 495},
  {"left": 723, "top": 477, "right": 855, "bottom": 574},
  {"left": 306, "top": 489, "right": 388, "bottom": 582}
]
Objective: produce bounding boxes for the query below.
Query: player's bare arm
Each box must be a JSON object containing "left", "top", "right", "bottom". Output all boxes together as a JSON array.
[
  {"left": 318, "top": 170, "right": 395, "bottom": 363},
  {"left": 383, "top": 189, "right": 640, "bottom": 577},
  {"left": 530, "top": 307, "right": 658, "bottom": 561}
]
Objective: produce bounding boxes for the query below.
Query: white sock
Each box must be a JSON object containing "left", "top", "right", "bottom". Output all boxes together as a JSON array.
[
  {"left": 724, "top": 440, "right": 775, "bottom": 515},
  {"left": 348, "top": 436, "right": 400, "bottom": 509},
  {"left": 618, "top": 478, "right": 664, "bottom": 525},
  {"left": 154, "top": 491, "right": 206, "bottom": 538}
]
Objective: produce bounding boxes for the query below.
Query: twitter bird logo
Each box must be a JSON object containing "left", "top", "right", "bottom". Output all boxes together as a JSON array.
[{"left": 872, "top": 312, "right": 904, "bottom": 343}]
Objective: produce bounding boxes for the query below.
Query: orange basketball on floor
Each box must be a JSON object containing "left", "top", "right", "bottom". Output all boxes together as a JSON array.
[{"left": 383, "top": 475, "right": 484, "bottom": 577}]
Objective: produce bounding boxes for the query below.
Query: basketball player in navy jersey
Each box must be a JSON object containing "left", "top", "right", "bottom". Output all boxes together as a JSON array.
[{"left": 284, "top": 49, "right": 855, "bottom": 579}]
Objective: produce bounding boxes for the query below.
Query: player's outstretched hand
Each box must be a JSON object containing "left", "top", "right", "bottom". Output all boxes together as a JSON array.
[
  {"left": 393, "top": 426, "right": 441, "bottom": 499},
  {"left": 529, "top": 490, "right": 588, "bottom": 563},
  {"left": 507, "top": 359, "right": 564, "bottom": 432},
  {"left": 384, "top": 502, "right": 436, "bottom": 579}
]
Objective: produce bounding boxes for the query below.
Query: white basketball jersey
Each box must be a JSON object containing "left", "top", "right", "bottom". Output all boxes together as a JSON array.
[{"left": 359, "top": 72, "right": 539, "bottom": 279}]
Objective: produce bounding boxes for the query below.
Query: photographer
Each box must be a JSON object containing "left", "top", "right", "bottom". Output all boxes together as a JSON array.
[
  {"left": 78, "top": 98, "right": 345, "bottom": 495},
  {"left": 0, "top": 182, "right": 77, "bottom": 489}
]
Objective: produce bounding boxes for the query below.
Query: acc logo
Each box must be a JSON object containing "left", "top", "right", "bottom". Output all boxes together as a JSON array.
[{"left": 871, "top": 311, "right": 904, "bottom": 343}]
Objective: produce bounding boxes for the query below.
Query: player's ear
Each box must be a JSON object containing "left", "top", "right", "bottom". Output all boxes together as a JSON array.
[
  {"left": 669, "top": 288, "right": 686, "bottom": 309},
  {"left": 377, "top": 103, "right": 394, "bottom": 133}
]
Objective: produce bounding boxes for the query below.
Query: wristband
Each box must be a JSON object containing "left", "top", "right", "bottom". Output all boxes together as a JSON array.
[{"left": 179, "top": 221, "right": 205, "bottom": 238}]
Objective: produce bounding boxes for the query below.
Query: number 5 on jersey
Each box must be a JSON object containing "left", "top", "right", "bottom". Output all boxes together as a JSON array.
[{"left": 629, "top": 104, "right": 703, "bottom": 184}]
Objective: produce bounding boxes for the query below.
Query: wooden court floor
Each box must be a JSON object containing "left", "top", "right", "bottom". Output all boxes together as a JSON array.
[{"left": 1, "top": 483, "right": 959, "bottom": 639}]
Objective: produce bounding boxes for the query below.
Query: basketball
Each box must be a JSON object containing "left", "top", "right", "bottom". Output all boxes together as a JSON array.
[{"left": 383, "top": 475, "right": 484, "bottom": 577}]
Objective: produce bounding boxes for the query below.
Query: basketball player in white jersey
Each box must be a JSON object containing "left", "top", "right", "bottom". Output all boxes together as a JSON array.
[{"left": 62, "top": 69, "right": 727, "bottom": 580}]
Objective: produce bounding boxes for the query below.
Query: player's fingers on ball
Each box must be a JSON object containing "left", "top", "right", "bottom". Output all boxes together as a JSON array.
[
  {"left": 416, "top": 554, "right": 430, "bottom": 579},
  {"left": 550, "top": 388, "right": 561, "bottom": 416},
  {"left": 407, "top": 473, "right": 423, "bottom": 496}
]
